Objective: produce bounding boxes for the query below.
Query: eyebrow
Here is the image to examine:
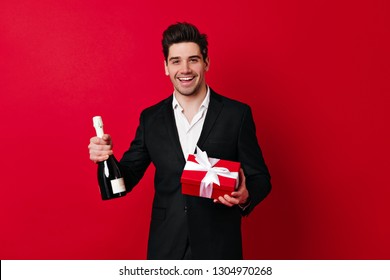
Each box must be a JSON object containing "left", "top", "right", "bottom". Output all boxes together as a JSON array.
[
  {"left": 168, "top": 55, "right": 202, "bottom": 62},
  {"left": 168, "top": 57, "right": 180, "bottom": 62}
]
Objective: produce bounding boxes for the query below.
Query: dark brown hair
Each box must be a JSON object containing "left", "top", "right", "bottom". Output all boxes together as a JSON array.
[{"left": 162, "top": 22, "right": 208, "bottom": 62}]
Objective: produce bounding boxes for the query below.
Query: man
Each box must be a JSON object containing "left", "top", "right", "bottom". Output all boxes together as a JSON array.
[{"left": 89, "top": 22, "right": 271, "bottom": 259}]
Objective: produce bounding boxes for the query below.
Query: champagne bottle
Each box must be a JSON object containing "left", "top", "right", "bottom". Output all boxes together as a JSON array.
[{"left": 93, "top": 116, "right": 126, "bottom": 200}]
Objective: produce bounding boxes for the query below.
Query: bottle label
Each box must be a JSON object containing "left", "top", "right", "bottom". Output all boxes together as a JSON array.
[{"left": 111, "top": 178, "right": 126, "bottom": 194}]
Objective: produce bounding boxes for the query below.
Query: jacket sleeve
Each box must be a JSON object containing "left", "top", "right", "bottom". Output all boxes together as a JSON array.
[
  {"left": 237, "top": 105, "right": 271, "bottom": 216},
  {"left": 119, "top": 111, "right": 151, "bottom": 192}
]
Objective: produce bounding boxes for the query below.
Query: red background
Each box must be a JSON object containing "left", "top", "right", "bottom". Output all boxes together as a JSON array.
[{"left": 0, "top": 0, "right": 389, "bottom": 259}]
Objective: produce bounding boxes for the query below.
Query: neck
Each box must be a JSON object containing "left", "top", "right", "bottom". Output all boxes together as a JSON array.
[
  {"left": 174, "top": 85, "right": 207, "bottom": 111},
  {"left": 174, "top": 85, "right": 208, "bottom": 123}
]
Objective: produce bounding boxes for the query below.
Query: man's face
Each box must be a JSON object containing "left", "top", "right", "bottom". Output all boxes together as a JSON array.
[{"left": 164, "top": 42, "right": 209, "bottom": 97}]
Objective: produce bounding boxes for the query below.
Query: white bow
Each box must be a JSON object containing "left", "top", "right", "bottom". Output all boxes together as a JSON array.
[{"left": 183, "top": 147, "right": 238, "bottom": 198}]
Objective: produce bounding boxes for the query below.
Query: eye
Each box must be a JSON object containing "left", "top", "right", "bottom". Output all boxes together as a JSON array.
[
  {"left": 189, "top": 58, "right": 199, "bottom": 63},
  {"left": 171, "top": 60, "right": 180, "bottom": 65}
]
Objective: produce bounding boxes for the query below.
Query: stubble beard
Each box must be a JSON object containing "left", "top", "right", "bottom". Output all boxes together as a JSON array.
[
  {"left": 173, "top": 77, "right": 205, "bottom": 97},
  {"left": 175, "top": 86, "right": 200, "bottom": 97}
]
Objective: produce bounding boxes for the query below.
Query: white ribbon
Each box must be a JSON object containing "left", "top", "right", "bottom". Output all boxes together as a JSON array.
[{"left": 183, "top": 147, "right": 239, "bottom": 198}]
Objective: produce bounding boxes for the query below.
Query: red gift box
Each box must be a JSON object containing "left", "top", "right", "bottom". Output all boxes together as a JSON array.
[{"left": 181, "top": 149, "right": 240, "bottom": 200}]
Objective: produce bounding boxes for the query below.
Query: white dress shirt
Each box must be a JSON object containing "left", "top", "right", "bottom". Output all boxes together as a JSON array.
[{"left": 172, "top": 87, "right": 210, "bottom": 160}]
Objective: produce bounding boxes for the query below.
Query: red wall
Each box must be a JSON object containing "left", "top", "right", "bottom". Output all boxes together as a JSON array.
[{"left": 1, "top": 0, "right": 389, "bottom": 259}]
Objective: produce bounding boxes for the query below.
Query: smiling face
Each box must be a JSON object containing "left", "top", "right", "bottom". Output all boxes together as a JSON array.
[{"left": 164, "top": 42, "right": 210, "bottom": 97}]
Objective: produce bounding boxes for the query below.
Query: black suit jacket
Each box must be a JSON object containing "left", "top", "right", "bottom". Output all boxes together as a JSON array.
[{"left": 119, "top": 89, "right": 271, "bottom": 259}]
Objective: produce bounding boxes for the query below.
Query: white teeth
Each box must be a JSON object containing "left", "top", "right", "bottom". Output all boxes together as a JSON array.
[{"left": 178, "top": 77, "right": 193, "bottom": 81}]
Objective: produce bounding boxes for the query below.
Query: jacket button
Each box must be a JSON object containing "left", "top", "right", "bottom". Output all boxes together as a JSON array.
[{"left": 184, "top": 206, "right": 188, "bottom": 212}]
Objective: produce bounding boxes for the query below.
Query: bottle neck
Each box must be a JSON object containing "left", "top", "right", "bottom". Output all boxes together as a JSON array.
[{"left": 95, "top": 126, "right": 104, "bottom": 138}]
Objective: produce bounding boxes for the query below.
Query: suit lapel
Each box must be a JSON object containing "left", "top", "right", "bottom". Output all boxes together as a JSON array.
[
  {"left": 162, "top": 96, "right": 186, "bottom": 164},
  {"left": 197, "top": 89, "right": 224, "bottom": 148}
]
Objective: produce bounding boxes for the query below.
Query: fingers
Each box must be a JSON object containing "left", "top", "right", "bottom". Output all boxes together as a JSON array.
[
  {"left": 213, "top": 169, "right": 248, "bottom": 207},
  {"left": 214, "top": 194, "right": 239, "bottom": 207},
  {"left": 239, "top": 168, "right": 246, "bottom": 186},
  {"left": 101, "top": 134, "right": 112, "bottom": 143},
  {"left": 88, "top": 134, "right": 113, "bottom": 163},
  {"left": 90, "top": 134, "right": 112, "bottom": 145},
  {"left": 231, "top": 168, "right": 249, "bottom": 202}
]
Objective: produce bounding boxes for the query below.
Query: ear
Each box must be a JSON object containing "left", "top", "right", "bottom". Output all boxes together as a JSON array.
[
  {"left": 204, "top": 57, "right": 210, "bottom": 72},
  {"left": 164, "top": 60, "right": 169, "bottom": 76}
]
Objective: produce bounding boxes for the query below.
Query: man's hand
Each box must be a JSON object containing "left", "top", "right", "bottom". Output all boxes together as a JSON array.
[
  {"left": 214, "top": 168, "right": 249, "bottom": 207},
  {"left": 88, "top": 134, "right": 113, "bottom": 163}
]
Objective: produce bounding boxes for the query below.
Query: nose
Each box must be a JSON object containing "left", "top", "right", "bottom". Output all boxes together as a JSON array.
[{"left": 180, "top": 61, "right": 191, "bottom": 73}]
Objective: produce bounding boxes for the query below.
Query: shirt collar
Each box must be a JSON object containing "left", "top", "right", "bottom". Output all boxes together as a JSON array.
[{"left": 172, "top": 86, "right": 210, "bottom": 111}]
